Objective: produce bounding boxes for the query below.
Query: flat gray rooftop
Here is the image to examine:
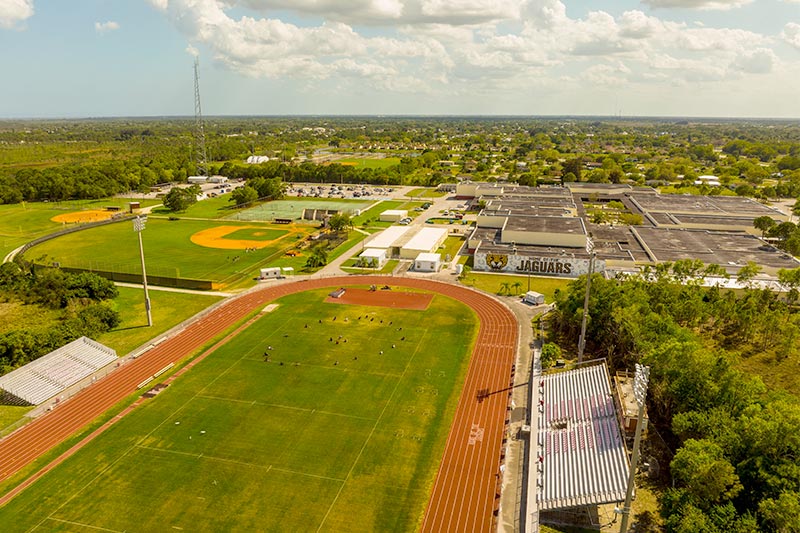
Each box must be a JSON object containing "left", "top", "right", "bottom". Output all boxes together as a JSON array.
[
  {"left": 629, "top": 193, "right": 781, "bottom": 217},
  {"left": 635, "top": 227, "right": 800, "bottom": 271},
  {"left": 479, "top": 241, "right": 591, "bottom": 259},
  {"left": 504, "top": 216, "right": 586, "bottom": 235}
]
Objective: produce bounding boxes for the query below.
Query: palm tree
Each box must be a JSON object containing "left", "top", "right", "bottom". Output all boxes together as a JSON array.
[
  {"left": 499, "top": 282, "right": 511, "bottom": 295},
  {"left": 511, "top": 281, "right": 522, "bottom": 295},
  {"left": 305, "top": 244, "right": 329, "bottom": 268}
]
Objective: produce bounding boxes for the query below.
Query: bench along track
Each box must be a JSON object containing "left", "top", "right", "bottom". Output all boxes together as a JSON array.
[{"left": 0, "top": 276, "right": 518, "bottom": 531}]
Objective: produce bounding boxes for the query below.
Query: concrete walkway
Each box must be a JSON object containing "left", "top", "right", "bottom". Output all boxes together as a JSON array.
[{"left": 114, "top": 282, "right": 234, "bottom": 297}]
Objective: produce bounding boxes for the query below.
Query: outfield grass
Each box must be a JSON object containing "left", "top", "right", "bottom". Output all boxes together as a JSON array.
[
  {"left": 0, "top": 289, "right": 478, "bottom": 532},
  {"left": 0, "top": 198, "right": 160, "bottom": 258},
  {"left": 459, "top": 272, "right": 570, "bottom": 302},
  {"left": 26, "top": 218, "right": 313, "bottom": 286}
]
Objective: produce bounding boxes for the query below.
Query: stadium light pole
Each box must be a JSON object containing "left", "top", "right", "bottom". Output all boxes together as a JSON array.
[
  {"left": 133, "top": 216, "right": 152, "bottom": 327},
  {"left": 619, "top": 363, "right": 650, "bottom": 533},
  {"left": 577, "top": 245, "right": 595, "bottom": 363}
]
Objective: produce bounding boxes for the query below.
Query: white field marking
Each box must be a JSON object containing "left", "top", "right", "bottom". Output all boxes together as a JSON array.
[
  {"left": 32, "top": 315, "right": 276, "bottom": 533},
  {"left": 137, "top": 446, "right": 347, "bottom": 483},
  {"left": 314, "top": 327, "right": 430, "bottom": 532},
  {"left": 195, "top": 394, "right": 378, "bottom": 421},
  {"left": 262, "top": 304, "right": 279, "bottom": 313},
  {"left": 45, "top": 518, "right": 126, "bottom": 533}
]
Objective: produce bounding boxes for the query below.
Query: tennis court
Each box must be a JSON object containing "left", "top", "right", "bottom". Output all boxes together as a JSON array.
[{"left": 227, "top": 199, "right": 375, "bottom": 222}]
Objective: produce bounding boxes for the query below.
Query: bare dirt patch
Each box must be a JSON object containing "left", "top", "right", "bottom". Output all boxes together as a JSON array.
[
  {"left": 325, "top": 287, "right": 433, "bottom": 310},
  {"left": 51, "top": 210, "right": 115, "bottom": 224}
]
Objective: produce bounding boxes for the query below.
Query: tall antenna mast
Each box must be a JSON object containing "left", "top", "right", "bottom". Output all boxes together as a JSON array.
[{"left": 193, "top": 57, "right": 208, "bottom": 177}]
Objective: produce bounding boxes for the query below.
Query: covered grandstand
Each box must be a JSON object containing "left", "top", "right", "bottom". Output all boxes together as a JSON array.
[
  {"left": 0, "top": 337, "right": 117, "bottom": 406},
  {"left": 535, "top": 363, "right": 629, "bottom": 513}
]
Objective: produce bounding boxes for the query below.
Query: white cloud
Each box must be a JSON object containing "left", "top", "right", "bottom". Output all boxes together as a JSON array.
[
  {"left": 782, "top": 22, "right": 800, "bottom": 50},
  {"left": 0, "top": 0, "right": 33, "bottom": 29},
  {"left": 95, "top": 20, "right": 120, "bottom": 33},
  {"left": 151, "top": 0, "right": 785, "bottom": 100},
  {"left": 731, "top": 47, "right": 776, "bottom": 74},
  {"left": 642, "top": 0, "right": 753, "bottom": 10}
]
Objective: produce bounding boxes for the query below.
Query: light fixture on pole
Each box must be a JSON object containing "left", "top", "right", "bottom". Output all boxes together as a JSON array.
[
  {"left": 577, "top": 241, "right": 595, "bottom": 362},
  {"left": 619, "top": 363, "right": 650, "bottom": 533},
  {"left": 133, "top": 216, "right": 152, "bottom": 327}
]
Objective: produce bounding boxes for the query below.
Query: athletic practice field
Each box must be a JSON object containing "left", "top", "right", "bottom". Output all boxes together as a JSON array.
[
  {"left": 228, "top": 198, "right": 374, "bottom": 222},
  {"left": 26, "top": 218, "right": 313, "bottom": 285},
  {"left": 0, "top": 289, "right": 478, "bottom": 532}
]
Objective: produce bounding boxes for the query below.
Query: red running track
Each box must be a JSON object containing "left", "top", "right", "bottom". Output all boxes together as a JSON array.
[{"left": 0, "top": 276, "right": 518, "bottom": 531}]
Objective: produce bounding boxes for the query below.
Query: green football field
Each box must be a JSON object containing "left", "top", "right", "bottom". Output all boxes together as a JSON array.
[
  {"left": 0, "top": 289, "right": 478, "bottom": 532},
  {"left": 26, "top": 218, "right": 312, "bottom": 285}
]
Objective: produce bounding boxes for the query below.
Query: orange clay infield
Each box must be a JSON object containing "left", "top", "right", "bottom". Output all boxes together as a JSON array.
[
  {"left": 51, "top": 210, "right": 116, "bottom": 223},
  {"left": 190, "top": 225, "right": 301, "bottom": 250},
  {"left": 324, "top": 287, "right": 433, "bottom": 310}
]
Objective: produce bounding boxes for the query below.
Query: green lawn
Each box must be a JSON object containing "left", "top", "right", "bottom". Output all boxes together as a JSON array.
[
  {"left": 98, "top": 287, "right": 224, "bottom": 356},
  {"left": 25, "top": 218, "right": 313, "bottom": 287},
  {"left": 352, "top": 200, "right": 426, "bottom": 229},
  {"left": 406, "top": 188, "right": 446, "bottom": 198},
  {"left": 0, "top": 287, "right": 222, "bottom": 436},
  {"left": 336, "top": 157, "right": 400, "bottom": 169},
  {"left": 459, "top": 272, "right": 570, "bottom": 302},
  {"left": 342, "top": 259, "right": 399, "bottom": 275},
  {"left": 436, "top": 236, "right": 465, "bottom": 261},
  {"left": 151, "top": 193, "right": 238, "bottom": 219},
  {"left": 0, "top": 289, "right": 479, "bottom": 532}
]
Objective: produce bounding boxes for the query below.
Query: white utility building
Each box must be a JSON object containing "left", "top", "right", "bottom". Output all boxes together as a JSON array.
[
  {"left": 414, "top": 252, "right": 442, "bottom": 272},
  {"left": 379, "top": 209, "right": 408, "bottom": 222},
  {"left": 400, "top": 227, "right": 448, "bottom": 259},
  {"left": 359, "top": 248, "right": 388, "bottom": 268},
  {"left": 523, "top": 291, "right": 545, "bottom": 305},
  {"left": 259, "top": 267, "right": 282, "bottom": 279}
]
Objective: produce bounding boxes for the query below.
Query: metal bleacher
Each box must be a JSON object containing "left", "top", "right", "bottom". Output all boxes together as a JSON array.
[
  {"left": 0, "top": 337, "right": 117, "bottom": 406},
  {"left": 536, "top": 363, "right": 630, "bottom": 511}
]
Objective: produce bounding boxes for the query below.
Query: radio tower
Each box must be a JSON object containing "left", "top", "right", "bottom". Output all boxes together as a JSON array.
[{"left": 193, "top": 57, "right": 208, "bottom": 177}]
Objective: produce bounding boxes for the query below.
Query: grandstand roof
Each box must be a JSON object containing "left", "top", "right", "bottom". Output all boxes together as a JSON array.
[
  {"left": 0, "top": 337, "right": 116, "bottom": 406},
  {"left": 536, "top": 363, "right": 629, "bottom": 511}
]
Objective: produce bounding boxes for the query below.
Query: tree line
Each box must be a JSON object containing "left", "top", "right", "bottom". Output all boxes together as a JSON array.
[
  {"left": 0, "top": 263, "right": 120, "bottom": 375},
  {"left": 551, "top": 261, "right": 800, "bottom": 531}
]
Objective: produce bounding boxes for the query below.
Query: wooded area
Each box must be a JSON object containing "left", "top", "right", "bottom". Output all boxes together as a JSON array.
[{"left": 552, "top": 263, "right": 800, "bottom": 532}]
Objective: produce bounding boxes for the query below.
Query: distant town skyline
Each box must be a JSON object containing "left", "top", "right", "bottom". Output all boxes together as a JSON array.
[{"left": 1, "top": 0, "right": 799, "bottom": 119}]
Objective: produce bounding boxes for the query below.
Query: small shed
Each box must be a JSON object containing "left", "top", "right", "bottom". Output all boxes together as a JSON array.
[
  {"left": 522, "top": 291, "right": 545, "bottom": 305},
  {"left": 414, "top": 252, "right": 442, "bottom": 272},
  {"left": 187, "top": 176, "right": 208, "bottom": 184},
  {"left": 359, "top": 248, "right": 388, "bottom": 268},
  {"left": 380, "top": 209, "right": 408, "bottom": 222},
  {"left": 259, "top": 267, "right": 282, "bottom": 280}
]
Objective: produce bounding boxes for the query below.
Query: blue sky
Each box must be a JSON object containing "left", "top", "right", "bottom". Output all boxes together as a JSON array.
[{"left": 1, "top": 0, "right": 799, "bottom": 118}]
